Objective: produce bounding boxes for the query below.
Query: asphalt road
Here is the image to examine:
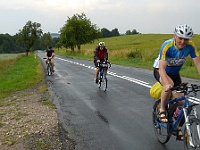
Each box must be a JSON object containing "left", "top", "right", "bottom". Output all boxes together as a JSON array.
[{"left": 37, "top": 51, "right": 200, "bottom": 150}]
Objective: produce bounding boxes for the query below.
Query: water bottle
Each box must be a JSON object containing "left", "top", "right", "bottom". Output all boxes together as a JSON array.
[{"left": 173, "top": 106, "right": 182, "bottom": 119}]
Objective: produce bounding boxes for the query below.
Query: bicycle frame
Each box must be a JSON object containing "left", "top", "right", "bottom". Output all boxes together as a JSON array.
[
  {"left": 99, "top": 66, "right": 107, "bottom": 80},
  {"left": 156, "top": 96, "right": 186, "bottom": 130},
  {"left": 155, "top": 84, "right": 200, "bottom": 148}
]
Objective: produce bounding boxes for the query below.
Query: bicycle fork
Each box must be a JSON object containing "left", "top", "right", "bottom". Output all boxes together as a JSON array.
[
  {"left": 194, "top": 108, "right": 200, "bottom": 145},
  {"left": 100, "top": 69, "right": 106, "bottom": 81},
  {"left": 183, "top": 107, "right": 200, "bottom": 148}
]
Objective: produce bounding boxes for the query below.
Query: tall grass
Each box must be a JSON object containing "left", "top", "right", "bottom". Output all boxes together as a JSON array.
[
  {"left": 0, "top": 53, "right": 44, "bottom": 100},
  {"left": 0, "top": 54, "right": 21, "bottom": 75},
  {"left": 55, "top": 34, "right": 200, "bottom": 79}
]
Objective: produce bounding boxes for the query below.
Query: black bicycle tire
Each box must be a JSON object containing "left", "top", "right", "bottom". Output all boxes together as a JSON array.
[
  {"left": 98, "top": 80, "right": 101, "bottom": 88},
  {"left": 102, "top": 71, "right": 107, "bottom": 91},
  {"left": 50, "top": 63, "right": 52, "bottom": 75},
  {"left": 184, "top": 118, "right": 200, "bottom": 150},
  {"left": 98, "top": 74, "right": 102, "bottom": 88},
  {"left": 152, "top": 100, "right": 171, "bottom": 144},
  {"left": 47, "top": 64, "right": 51, "bottom": 76}
]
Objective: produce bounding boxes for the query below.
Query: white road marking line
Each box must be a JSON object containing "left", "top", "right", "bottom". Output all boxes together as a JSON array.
[{"left": 56, "top": 57, "right": 200, "bottom": 102}]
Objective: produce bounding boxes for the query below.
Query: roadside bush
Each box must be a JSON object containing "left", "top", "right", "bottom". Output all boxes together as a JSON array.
[{"left": 127, "top": 49, "right": 142, "bottom": 59}]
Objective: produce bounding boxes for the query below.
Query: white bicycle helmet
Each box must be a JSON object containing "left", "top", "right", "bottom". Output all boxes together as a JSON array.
[
  {"left": 99, "top": 42, "right": 105, "bottom": 47},
  {"left": 174, "top": 24, "right": 193, "bottom": 39}
]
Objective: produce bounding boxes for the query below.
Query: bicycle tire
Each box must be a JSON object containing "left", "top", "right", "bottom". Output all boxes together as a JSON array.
[
  {"left": 47, "top": 64, "right": 52, "bottom": 76},
  {"left": 98, "top": 69, "right": 103, "bottom": 89},
  {"left": 98, "top": 79, "right": 101, "bottom": 88},
  {"left": 102, "top": 71, "right": 107, "bottom": 91},
  {"left": 152, "top": 100, "right": 171, "bottom": 144},
  {"left": 184, "top": 118, "right": 200, "bottom": 150}
]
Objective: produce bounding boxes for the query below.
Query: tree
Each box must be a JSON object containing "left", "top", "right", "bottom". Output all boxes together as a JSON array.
[
  {"left": 55, "top": 41, "right": 62, "bottom": 51},
  {"left": 101, "top": 28, "right": 120, "bottom": 37},
  {"left": 0, "top": 34, "right": 23, "bottom": 53},
  {"left": 125, "top": 30, "right": 132, "bottom": 35},
  {"left": 132, "top": 29, "right": 139, "bottom": 34},
  {"left": 111, "top": 28, "right": 120, "bottom": 37},
  {"left": 101, "top": 28, "right": 111, "bottom": 38},
  {"left": 59, "top": 13, "right": 101, "bottom": 51},
  {"left": 125, "top": 29, "right": 139, "bottom": 35},
  {"left": 17, "top": 21, "right": 43, "bottom": 55},
  {"left": 41, "top": 32, "right": 53, "bottom": 49},
  {"left": 52, "top": 37, "right": 60, "bottom": 48}
]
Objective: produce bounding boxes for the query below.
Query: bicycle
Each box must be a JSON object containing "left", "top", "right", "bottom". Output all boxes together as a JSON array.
[
  {"left": 97, "top": 60, "right": 111, "bottom": 91},
  {"left": 43, "top": 58, "right": 53, "bottom": 76},
  {"left": 152, "top": 83, "right": 200, "bottom": 150}
]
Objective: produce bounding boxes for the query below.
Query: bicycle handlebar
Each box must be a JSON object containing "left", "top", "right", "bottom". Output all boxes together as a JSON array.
[
  {"left": 170, "top": 82, "right": 200, "bottom": 94},
  {"left": 97, "top": 61, "right": 111, "bottom": 68}
]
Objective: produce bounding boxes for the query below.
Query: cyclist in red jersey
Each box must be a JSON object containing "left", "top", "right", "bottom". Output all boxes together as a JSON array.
[{"left": 94, "top": 42, "right": 108, "bottom": 84}]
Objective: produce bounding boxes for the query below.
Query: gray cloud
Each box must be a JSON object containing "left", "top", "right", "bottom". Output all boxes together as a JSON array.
[{"left": 1, "top": 0, "right": 200, "bottom": 35}]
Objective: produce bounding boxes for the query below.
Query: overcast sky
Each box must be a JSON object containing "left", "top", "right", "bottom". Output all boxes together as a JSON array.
[{"left": 1, "top": 0, "right": 200, "bottom": 35}]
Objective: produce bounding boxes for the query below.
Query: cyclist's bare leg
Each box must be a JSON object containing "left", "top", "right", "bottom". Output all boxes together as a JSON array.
[
  {"left": 159, "top": 76, "right": 174, "bottom": 122},
  {"left": 160, "top": 76, "right": 184, "bottom": 123},
  {"left": 52, "top": 63, "right": 54, "bottom": 71},
  {"left": 159, "top": 89, "right": 171, "bottom": 122},
  {"left": 95, "top": 67, "right": 100, "bottom": 79},
  {"left": 51, "top": 59, "right": 54, "bottom": 71}
]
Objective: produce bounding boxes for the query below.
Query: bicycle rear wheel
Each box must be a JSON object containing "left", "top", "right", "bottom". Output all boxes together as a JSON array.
[
  {"left": 152, "top": 100, "right": 171, "bottom": 144},
  {"left": 184, "top": 118, "right": 200, "bottom": 150}
]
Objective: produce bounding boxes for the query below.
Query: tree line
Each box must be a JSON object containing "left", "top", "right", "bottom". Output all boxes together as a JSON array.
[{"left": 0, "top": 13, "right": 139, "bottom": 54}]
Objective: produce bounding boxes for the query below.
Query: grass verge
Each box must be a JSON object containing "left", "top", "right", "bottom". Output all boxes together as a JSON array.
[{"left": 0, "top": 53, "right": 44, "bottom": 103}]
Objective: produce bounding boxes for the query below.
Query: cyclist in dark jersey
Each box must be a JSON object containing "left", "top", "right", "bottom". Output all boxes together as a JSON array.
[
  {"left": 45, "top": 46, "right": 55, "bottom": 72},
  {"left": 94, "top": 42, "right": 108, "bottom": 84}
]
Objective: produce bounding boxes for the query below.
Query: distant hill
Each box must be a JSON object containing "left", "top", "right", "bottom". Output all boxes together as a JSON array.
[{"left": 50, "top": 33, "right": 60, "bottom": 38}]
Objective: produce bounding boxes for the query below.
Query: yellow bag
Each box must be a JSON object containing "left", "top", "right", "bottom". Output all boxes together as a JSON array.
[{"left": 150, "top": 82, "right": 163, "bottom": 99}]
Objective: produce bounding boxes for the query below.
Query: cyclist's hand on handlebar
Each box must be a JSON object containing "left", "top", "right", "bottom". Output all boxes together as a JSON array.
[
  {"left": 164, "top": 84, "right": 173, "bottom": 92},
  {"left": 97, "top": 60, "right": 100, "bottom": 63}
]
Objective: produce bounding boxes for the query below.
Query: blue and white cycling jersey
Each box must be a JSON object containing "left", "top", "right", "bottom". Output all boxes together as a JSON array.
[{"left": 153, "top": 38, "right": 199, "bottom": 75}]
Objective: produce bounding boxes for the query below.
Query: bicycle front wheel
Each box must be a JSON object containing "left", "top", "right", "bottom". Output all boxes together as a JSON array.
[
  {"left": 152, "top": 100, "right": 171, "bottom": 144},
  {"left": 101, "top": 71, "right": 107, "bottom": 91},
  {"left": 184, "top": 118, "right": 200, "bottom": 150}
]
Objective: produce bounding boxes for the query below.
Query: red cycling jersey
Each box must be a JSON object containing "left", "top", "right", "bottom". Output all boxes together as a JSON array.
[{"left": 94, "top": 46, "right": 108, "bottom": 61}]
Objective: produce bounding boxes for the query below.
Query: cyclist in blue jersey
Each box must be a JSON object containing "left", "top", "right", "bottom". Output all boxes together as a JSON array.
[{"left": 153, "top": 24, "right": 200, "bottom": 138}]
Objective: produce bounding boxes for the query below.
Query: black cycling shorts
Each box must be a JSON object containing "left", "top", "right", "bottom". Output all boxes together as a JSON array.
[
  {"left": 94, "top": 60, "right": 98, "bottom": 68},
  {"left": 153, "top": 68, "right": 182, "bottom": 87}
]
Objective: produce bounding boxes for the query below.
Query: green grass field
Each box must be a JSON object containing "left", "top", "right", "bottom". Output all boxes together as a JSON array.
[
  {"left": 0, "top": 53, "right": 44, "bottom": 101},
  {"left": 56, "top": 34, "right": 200, "bottom": 79}
]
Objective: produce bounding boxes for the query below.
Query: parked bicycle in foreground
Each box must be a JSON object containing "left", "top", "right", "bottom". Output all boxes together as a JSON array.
[
  {"left": 43, "top": 58, "right": 53, "bottom": 76},
  {"left": 152, "top": 83, "right": 200, "bottom": 150},
  {"left": 97, "top": 60, "right": 111, "bottom": 91}
]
